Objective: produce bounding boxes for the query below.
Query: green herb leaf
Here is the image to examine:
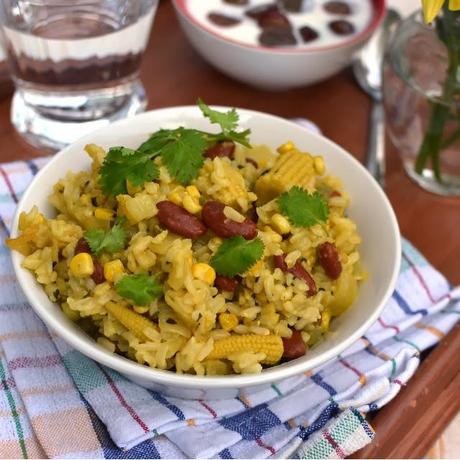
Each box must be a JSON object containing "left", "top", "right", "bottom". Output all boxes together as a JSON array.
[
  {"left": 198, "top": 98, "right": 239, "bottom": 133},
  {"left": 115, "top": 273, "right": 163, "bottom": 306},
  {"left": 210, "top": 236, "right": 264, "bottom": 277},
  {"left": 84, "top": 220, "right": 127, "bottom": 256},
  {"left": 99, "top": 147, "right": 159, "bottom": 196},
  {"left": 277, "top": 186, "right": 329, "bottom": 228}
]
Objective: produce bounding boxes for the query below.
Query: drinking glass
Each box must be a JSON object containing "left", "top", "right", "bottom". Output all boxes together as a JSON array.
[{"left": 0, "top": 0, "right": 158, "bottom": 151}]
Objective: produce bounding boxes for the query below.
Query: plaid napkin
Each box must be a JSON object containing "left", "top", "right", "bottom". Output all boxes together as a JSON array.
[{"left": 0, "top": 157, "right": 459, "bottom": 460}]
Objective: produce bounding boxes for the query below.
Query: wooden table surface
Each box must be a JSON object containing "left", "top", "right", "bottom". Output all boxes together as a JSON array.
[{"left": 0, "top": 1, "right": 459, "bottom": 457}]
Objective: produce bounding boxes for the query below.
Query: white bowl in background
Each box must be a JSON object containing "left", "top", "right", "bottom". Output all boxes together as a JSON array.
[
  {"left": 172, "top": 0, "right": 386, "bottom": 90},
  {"left": 11, "top": 106, "right": 400, "bottom": 399}
]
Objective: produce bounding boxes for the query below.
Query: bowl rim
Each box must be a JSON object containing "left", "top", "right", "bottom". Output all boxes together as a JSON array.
[
  {"left": 11, "top": 105, "right": 401, "bottom": 389},
  {"left": 172, "top": 0, "right": 386, "bottom": 55}
]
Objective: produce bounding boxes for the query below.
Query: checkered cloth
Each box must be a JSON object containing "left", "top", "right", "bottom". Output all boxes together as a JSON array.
[{"left": 0, "top": 157, "right": 459, "bottom": 459}]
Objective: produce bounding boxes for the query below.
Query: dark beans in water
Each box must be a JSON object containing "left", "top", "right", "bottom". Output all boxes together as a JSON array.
[
  {"left": 259, "top": 28, "right": 297, "bottom": 46},
  {"left": 324, "top": 1, "right": 352, "bottom": 15},
  {"left": 299, "top": 25, "right": 319, "bottom": 43},
  {"left": 329, "top": 19, "right": 355, "bottom": 35},
  {"left": 208, "top": 12, "right": 241, "bottom": 27}
]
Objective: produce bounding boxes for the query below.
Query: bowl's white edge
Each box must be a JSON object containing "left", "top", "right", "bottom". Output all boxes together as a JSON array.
[{"left": 11, "top": 105, "right": 401, "bottom": 389}]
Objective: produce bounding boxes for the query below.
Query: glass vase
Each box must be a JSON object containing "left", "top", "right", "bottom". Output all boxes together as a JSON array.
[{"left": 384, "top": 10, "right": 460, "bottom": 196}]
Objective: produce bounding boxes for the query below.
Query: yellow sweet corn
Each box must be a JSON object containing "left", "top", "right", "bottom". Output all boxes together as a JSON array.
[
  {"left": 185, "top": 185, "right": 200, "bottom": 199},
  {"left": 105, "top": 301, "right": 157, "bottom": 341},
  {"left": 313, "top": 156, "right": 325, "bottom": 175},
  {"left": 103, "top": 259, "right": 124, "bottom": 282},
  {"left": 192, "top": 263, "right": 216, "bottom": 285},
  {"left": 208, "top": 334, "right": 283, "bottom": 365},
  {"left": 126, "top": 180, "right": 142, "bottom": 195},
  {"left": 255, "top": 147, "right": 316, "bottom": 203},
  {"left": 62, "top": 303, "right": 80, "bottom": 322},
  {"left": 183, "top": 195, "right": 202, "bottom": 214},
  {"left": 219, "top": 313, "right": 239, "bottom": 331},
  {"left": 167, "top": 191, "right": 183, "bottom": 206},
  {"left": 94, "top": 207, "right": 114, "bottom": 221},
  {"left": 320, "top": 308, "right": 331, "bottom": 332},
  {"left": 69, "top": 253, "right": 94, "bottom": 277},
  {"left": 277, "top": 141, "right": 295, "bottom": 154},
  {"left": 271, "top": 213, "right": 291, "bottom": 234}
]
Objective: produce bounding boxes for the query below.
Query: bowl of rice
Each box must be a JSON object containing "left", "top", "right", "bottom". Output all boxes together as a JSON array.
[{"left": 8, "top": 102, "right": 400, "bottom": 399}]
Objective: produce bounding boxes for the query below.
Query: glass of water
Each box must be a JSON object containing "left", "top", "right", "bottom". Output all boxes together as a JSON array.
[{"left": 0, "top": 0, "right": 158, "bottom": 151}]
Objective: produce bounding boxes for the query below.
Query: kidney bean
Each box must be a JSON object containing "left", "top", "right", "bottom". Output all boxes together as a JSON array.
[
  {"left": 324, "top": 1, "right": 352, "bottom": 15},
  {"left": 75, "top": 237, "right": 91, "bottom": 255},
  {"left": 259, "top": 28, "right": 297, "bottom": 46},
  {"left": 257, "top": 9, "right": 291, "bottom": 30},
  {"left": 329, "top": 19, "right": 355, "bottom": 35},
  {"left": 282, "top": 330, "right": 307, "bottom": 359},
  {"left": 273, "top": 254, "right": 317, "bottom": 296},
  {"left": 202, "top": 201, "right": 257, "bottom": 240},
  {"left": 317, "top": 242, "right": 342, "bottom": 280},
  {"left": 214, "top": 275, "right": 239, "bottom": 292},
  {"left": 204, "top": 141, "right": 235, "bottom": 160},
  {"left": 157, "top": 201, "right": 207, "bottom": 240},
  {"left": 247, "top": 203, "right": 259, "bottom": 223},
  {"left": 91, "top": 259, "right": 105, "bottom": 285},
  {"left": 299, "top": 25, "right": 319, "bottom": 43},
  {"left": 224, "top": 0, "right": 248, "bottom": 4},
  {"left": 208, "top": 12, "right": 241, "bottom": 27},
  {"left": 330, "top": 190, "right": 341, "bottom": 197},
  {"left": 246, "top": 3, "right": 278, "bottom": 20}
]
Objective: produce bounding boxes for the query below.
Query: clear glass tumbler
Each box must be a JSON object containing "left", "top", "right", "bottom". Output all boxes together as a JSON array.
[{"left": 0, "top": 0, "right": 158, "bottom": 151}]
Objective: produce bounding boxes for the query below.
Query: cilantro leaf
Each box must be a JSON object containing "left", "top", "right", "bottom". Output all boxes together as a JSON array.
[
  {"left": 159, "top": 128, "right": 207, "bottom": 185},
  {"left": 115, "top": 273, "right": 163, "bottom": 306},
  {"left": 277, "top": 186, "right": 329, "bottom": 228},
  {"left": 84, "top": 220, "right": 127, "bottom": 256},
  {"left": 210, "top": 236, "right": 264, "bottom": 277},
  {"left": 198, "top": 98, "right": 239, "bottom": 133},
  {"left": 137, "top": 129, "right": 177, "bottom": 155},
  {"left": 99, "top": 147, "right": 159, "bottom": 196}
]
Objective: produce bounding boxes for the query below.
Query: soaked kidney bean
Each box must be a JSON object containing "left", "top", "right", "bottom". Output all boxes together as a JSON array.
[
  {"left": 157, "top": 201, "right": 207, "bottom": 240},
  {"left": 208, "top": 12, "right": 241, "bottom": 27},
  {"left": 204, "top": 141, "right": 235, "bottom": 160},
  {"left": 246, "top": 3, "right": 278, "bottom": 20},
  {"left": 215, "top": 275, "right": 239, "bottom": 292},
  {"left": 282, "top": 330, "right": 307, "bottom": 359},
  {"left": 329, "top": 19, "right": 355, "bottom": 35},
  {"left": 299, "top": 25, "right": 319, "bottom": 43},
  {"left": 247, "top": 203, "right": 259, "bottom": 223},
  {"left": 280, "top": 0, "right": 306, "bottom": 13},
  {"left": 202, "top": 201, "right": 257, "bottom": 240},
  {"left": 330, "top": 190, "right": 341, "bottom": 197},
  {"left": 224, "top": 0, "right": 248, "bottom": 4},
  {"left": 324, "top": 1, "right": 352, "bottom": 15},
  {"left": 317, "top": 242, "right": 342, "bottom": 280},
  {"left": 258, "top": 9, "right": 291, "bottom": 29},
  {"left": 91, "top": 259, "right": 105, "bottom": 285},
  {"left": 273, "top": 254, "right": 317, "bottom": 296},
  {"left": 259, "top": 28, "right": 297, "bottom": 46}
]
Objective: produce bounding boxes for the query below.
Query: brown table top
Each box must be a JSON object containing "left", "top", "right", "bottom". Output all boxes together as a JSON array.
[{"left": 0, "top": 1, "right": 459, "bottom": 457}]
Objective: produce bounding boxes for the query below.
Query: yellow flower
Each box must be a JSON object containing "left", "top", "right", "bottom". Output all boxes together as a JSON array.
[{"left": 422, "top": 0, "right": 460, "bottom": 23}]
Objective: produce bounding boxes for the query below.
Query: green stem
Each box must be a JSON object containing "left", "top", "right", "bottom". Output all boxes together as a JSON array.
[{"left": 414, "top": 6, "right": 460, "bottom": 182}]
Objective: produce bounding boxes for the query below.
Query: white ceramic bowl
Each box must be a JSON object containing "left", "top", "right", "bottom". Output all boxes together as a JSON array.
[
  {"left": 172, "top": 0, "right": 386, "bottom": 90},
  {"left": 11, "top": 106, "right": 400, "bottom": 399}
]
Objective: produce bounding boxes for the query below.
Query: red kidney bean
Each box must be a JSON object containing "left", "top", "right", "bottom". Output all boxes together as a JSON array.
[
  {"left": 157, "top": 201, "right": 207, "bottom": 240},
  {"left": 259, "top": 28, "right": 297, "bottom": 46},
  {"left": 202, "top": 201, "right": 257, "bottom": 240},
  {"left": 246, "top": 3, "right": 278, "bottom": 20},
  {"left": 91, "top": 259, "right": 105, "bottom": 284},
  {"left": 282, "top": 330, "right": 307, "bottom": 359},
  {"left": 224, "top": 0, "right": 248, "bottom": 4},
  {"left": 329, "top": 19, "right": 355, "bottom": 35},
  {"left": 75, "top": 237, "right": 91, "bottom": 255},
  {"left": 324, "top": 1, "right": 352, "bottom": 15},
  {"left": 214, "top": 275, "right": 239, "bottom": 292},
  {"left": 247, "top": 203, "right": 259, "bottom": 223},
  {"left": 330, "top": 190, "right": 341, "bottom": 197},
  {"left": 204, "top": 141, "right": 235, "bottom": 160},
  {"left": 207, "top": 12, "right": 241, "bottom": 27},
  {"left": 273, "top": 254, "right": 317, "bottom": 296},
  {"left": 317, "top": 242, "right": 342, "bottom": 280},
  {"left": 299, "top": 25, "right": 319, "bottom": 43}
]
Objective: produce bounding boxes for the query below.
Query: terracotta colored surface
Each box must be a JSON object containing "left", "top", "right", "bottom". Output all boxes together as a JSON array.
[{"left": 0, "top": 2, "right": 458, "bottom": 456}]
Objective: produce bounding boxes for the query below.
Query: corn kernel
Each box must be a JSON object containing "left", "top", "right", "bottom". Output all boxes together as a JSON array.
[
  {"left": 219, "top": 313, "right": 239, "bottom": 331},
  {"left": 80, "top": 194, "right": 91, "bottom": 206},
  {"left": 320, "top": 308, "right": 331, "bottom": 332},
  {"left": 314, "top": 156, "right": 325, "bottom": 175},
  {"left": 183, "top": 195, "right": 202, "bottom": 214},
  {"left": 185, "top": 185, "right": 200, "bottom": 199},
  {"left": 103, "top": 259, "right": 124, "bottom": 282},
  {"left": 271, "top": 213, "right": 291, "bottom": 234},
  {"left": 192, "top": 263, "right": 216, "bottom": 285},
  {"left": 277, "top": 141, "right": 295, "bottom": 154},
  {"left": 133, "top": 305, "right": 150, "bottom": 314},
  {"left": 69, "top": 253, "right": 94, "bottom": 277},
  {"left": 94, "top": 207, "right": 114, "bottom": 221},
  {"left": 167, "top": 191, "right": 183, "bottom": 206},
  {"left": 62, "top": 303, "right": 80, "bottom": 322},
  {"left": 263, "top": 226, "right": 283, "bottom": 243}
]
